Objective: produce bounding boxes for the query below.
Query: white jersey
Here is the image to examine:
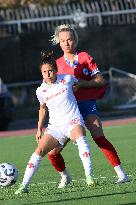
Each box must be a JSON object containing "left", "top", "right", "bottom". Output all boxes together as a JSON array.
[{"left": 36, "top": 74, "right": 83, "bottom": 127}]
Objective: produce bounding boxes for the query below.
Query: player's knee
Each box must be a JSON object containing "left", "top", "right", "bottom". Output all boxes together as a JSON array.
[
  {"left": 36, "top": 146, "right": 45, "bottom": 157},
  {"left": 48, "top": 147, "right": 61, "bottom": 155}
]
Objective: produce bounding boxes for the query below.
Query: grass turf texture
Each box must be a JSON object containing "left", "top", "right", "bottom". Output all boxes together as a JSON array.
[{"left": 0, "top": 123, "right": 136, "bottom": 205}]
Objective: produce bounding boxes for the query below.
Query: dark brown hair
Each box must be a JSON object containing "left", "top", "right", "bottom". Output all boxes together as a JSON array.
[{"left": 40, "top": 51, "right": 57, "bottom": 71}]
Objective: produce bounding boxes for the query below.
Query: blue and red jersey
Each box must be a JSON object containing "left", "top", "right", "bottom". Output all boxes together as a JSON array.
[{"left": 56, "top": 51, "right": 108, "bottom": 101}]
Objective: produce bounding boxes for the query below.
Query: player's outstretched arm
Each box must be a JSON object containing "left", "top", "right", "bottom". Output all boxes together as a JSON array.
[{"left": 77, "top": 73, "right": 107, "bottom": 88}]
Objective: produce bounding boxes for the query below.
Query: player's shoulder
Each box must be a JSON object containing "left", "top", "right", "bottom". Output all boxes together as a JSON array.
[
  {"left": 36, "top": 82, "right": 45, "bottom": 95},
  {"left": 78, "top": 51, "right": 91, "bottom": 57}
]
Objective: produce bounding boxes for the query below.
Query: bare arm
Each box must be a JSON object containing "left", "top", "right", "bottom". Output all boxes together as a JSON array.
[
  {"left": 77, "top": 73, "right": 107, "bottom": 88},
  {"left": 36, "top": 104, "right": 48, "bottom": 143}
]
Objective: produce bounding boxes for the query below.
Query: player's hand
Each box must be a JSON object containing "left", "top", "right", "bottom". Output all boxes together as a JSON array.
[
  {"left": 35, "top": 130, "right": 42, "bottom": 144},
  {"left": 72, "top": 82, "right": 79, "bottom": 92}
]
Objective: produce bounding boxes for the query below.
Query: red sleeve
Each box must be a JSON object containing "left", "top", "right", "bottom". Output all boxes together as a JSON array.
[{"left": 84, "top": 52, "right": 99, "bottom": 75}]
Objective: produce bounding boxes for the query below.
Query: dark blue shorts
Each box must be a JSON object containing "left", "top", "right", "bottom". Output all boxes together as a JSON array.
[{"left": 77, "top": 99, "right": 99, "bottom": 121}]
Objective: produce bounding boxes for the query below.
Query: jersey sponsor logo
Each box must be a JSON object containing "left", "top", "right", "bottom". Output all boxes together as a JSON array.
[{"left": 45, "top": 87, "right": 68, "bottom": 102}]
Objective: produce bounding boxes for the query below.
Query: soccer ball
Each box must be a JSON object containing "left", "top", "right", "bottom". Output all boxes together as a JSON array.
[{"left": 0, "top": 163, "right": 18, "bottom": 186}]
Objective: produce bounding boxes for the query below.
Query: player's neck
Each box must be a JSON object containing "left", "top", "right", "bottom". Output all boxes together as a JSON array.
[
  {"left": 44, "top": 76, "right": 57, "bottom": 85},
  {"left": 64, "top": 52, "right": 77, "bottom": 63}
]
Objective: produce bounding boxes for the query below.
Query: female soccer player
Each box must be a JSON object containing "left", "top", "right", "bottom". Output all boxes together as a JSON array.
[
  {"left": 15, "top": 51, "right": 95, "bottom": 194},
  {"left": 47, "top": 24, "right": 129, "bottom": 188}
]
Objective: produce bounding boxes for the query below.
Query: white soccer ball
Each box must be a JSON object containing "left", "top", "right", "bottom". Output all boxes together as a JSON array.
[{"left": 0, "top": 163, "right": 18, "bottom": 186}]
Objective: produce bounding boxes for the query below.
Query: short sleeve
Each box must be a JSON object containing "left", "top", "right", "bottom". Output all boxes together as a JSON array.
[
  {"left": 85, "top": 53, "right": 100, "bottom": 76},
  {"left": 36, "top": 88, "right": 45, "bottom": 105}
]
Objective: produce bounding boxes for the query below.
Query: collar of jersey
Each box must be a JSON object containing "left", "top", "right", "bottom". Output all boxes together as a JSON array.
[{"left": 64, "top": 52, "right": 78, "bottom": 68}]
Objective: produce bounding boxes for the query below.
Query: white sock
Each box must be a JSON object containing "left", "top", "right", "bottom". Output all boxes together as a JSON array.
[
  {"left": 59, "top": 169, "right": 70, "bottom": 178},
  {"left": 22, "top": 152, "right": 42, "bottom": 188},
  {"left": 76, "top": 136, "right": 92, "bottom": 177},
  {"left": 114, "top": 165, "right": 126, "bottom": 179}
]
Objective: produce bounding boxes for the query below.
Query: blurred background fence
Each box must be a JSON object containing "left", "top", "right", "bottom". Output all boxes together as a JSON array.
[
  {"left": 0, "top": 0, "right": 136, "bottom": 84},
  {"left": 0, "top": 0, "right": 136, "bottom": 35},
  {"left": 6, "top": 67, "right": 136, "bottom": 119}
]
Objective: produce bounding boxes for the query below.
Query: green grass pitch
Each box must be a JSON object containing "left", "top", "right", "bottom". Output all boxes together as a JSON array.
[{"left": 0, "top": 123, "right": 136, "bottom": 205}]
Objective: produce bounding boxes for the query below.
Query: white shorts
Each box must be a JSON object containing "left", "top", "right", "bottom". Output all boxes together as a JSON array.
[{"left": 44, "top": 116, "right": 84, "bottom": 146}]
